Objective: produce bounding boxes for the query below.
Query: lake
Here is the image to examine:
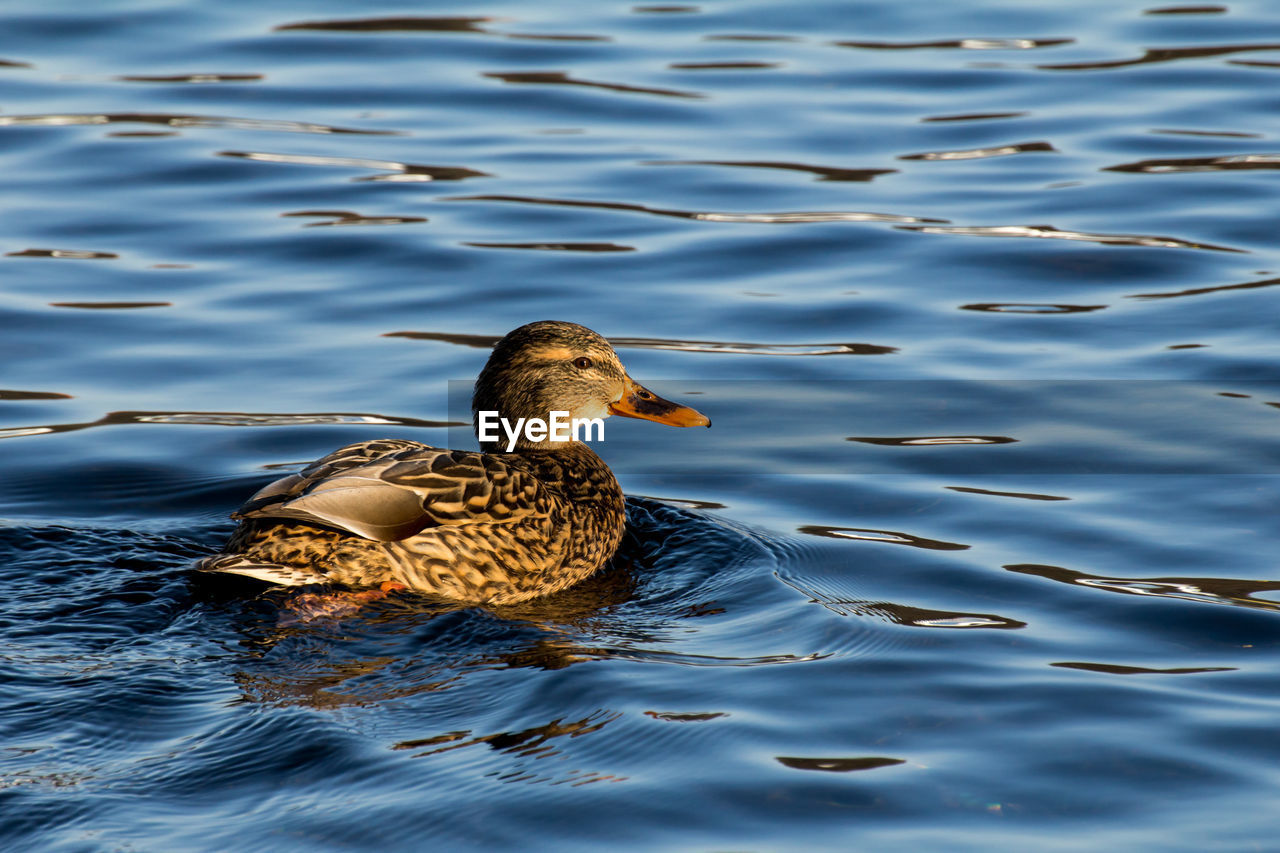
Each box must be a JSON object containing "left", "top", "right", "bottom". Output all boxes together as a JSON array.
[{"left": 2, "top": 1, "right": 1279, "bottom": 850}]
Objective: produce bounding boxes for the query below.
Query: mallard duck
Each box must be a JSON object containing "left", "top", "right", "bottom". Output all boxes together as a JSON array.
[{"left": 197, "top": 321, "right": 710, "bottom": 604}]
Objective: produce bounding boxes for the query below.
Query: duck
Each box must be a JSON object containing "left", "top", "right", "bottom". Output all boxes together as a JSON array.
[{"left": 196, "top": 320, "right": 710, "bottom": 605}]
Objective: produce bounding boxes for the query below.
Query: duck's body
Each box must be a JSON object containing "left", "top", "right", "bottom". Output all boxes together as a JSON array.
[
  {"left": 203, "top": 439, "right": 626, "bottom": 604},
  {"left": 197, "top": 321, "right": 708, "bottom": 605}
]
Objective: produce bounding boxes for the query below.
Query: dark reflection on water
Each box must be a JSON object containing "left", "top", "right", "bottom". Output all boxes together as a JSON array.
[
  {"left": 0, "top": 410, "right": 461, "bottom": 441},
  {"left": 0, "top": 389, "right": 73, "bottom": 401},
  {"left": 7, "top": 248, "right": 118, "bottom": 259},
  {"left": 1040, "top": 43, "right": 1280, "bottom": 71},
  {"left": 463, "top": 241, "right": 635, "bottom": 252},
  {"left": 961, "top": 302, "right": 1106, "bottom": 313},
  {"left": 484, "top": 71, "right": 704, "bottom": 100},
  {"left": 283, "top": 210, "right": 427, "bottom": 228},
  {"left": 836, "top": 37, "right": 1073, "bottom": 50},
  {"left": 1006, "top": 564, "right": 1280, "bottom": 614},
  {"left": 1131, "top": 274, "right": 1280, "bottom": 299},
  {"left": 1051, "top": 662, "right": 1235, "bottom": 675},
  {"left": 220, "top": 150, "right": 490, "bottom": 182},
  {"left": 899, "top": 140, "right": 1056, "bottom": 161},
  {"left": 644, "top": 159, "right": 899, "bottom": 181},
  {"left": 798, "top": 525, "right": 970, "bottom": 550},
  {"left": 922, "top": 111, "right": 1028, "bottom": 122},
  {"left": 392, "top": 710, "right": 626, "bottom": 776},
  {"left": 1151, "top": 128, "right": 1261, "bottom": 138},
  {"left": 0, "top": 113, "right": 393, "bottom": 134},
  {"left": 848, "top": 435, "right": 1019, "bottom": 446},
  {"left": 668, "top": 61, "right": 782, "bottom": 70},
  {"left": 644, "top": 710, "right": 727, "bottom": 721},
  {"left": 386, "top": 329, "right": 896, "bottom": 356},
  {"left": 778, "top": 571, "right": 1025, "bottom": 629},
  {"left": 704, "top": 33, "right": 801, "bottom": 42},
  {"left": 274, "top": 16, "right": 493, "bottom": 34},
  {"left": 900, "top": 224, "right": 1245, "bottom": 253},
  {"left": 776, "top": 756, "right": 906, "bottom": 773},
  {"left": 119, "top": 73, "right": 264, "bottom": 84},
  {"left": 51, "top": 301, "right": 170, "bottom": 310},
  {"left": 106, "top": 130, "right": 178, "bottom": 138},
  {"left": 1143, "top": 6, "right": 1228, "bottom": 15},
  {"left": 450, "top": 194, "right": 947, "bottom": 224},
  {"left": 945, "top": 486, "right": 1070, "bottom": 501},
  {"left": 1105, "top": 153, "right": 1280, "bottom": 173}
]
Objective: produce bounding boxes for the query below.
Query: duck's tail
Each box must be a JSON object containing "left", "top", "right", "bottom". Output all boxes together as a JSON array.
[{"left": 194, "top": 553, "right": 330, "bottom": 587}]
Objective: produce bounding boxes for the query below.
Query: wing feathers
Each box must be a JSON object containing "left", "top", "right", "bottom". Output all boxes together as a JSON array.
[{"left": 232, "top": 440, "right": 543, "bottom": 541}]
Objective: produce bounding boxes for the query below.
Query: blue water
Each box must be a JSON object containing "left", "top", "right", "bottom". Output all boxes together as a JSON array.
[{"left": 3, "top": 1, "right": 1279, "bottom": 850}]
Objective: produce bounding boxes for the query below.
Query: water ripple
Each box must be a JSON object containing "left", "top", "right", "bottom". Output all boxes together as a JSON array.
[
  {"left": 960, "top": 303, "right": 1106, "bottom": 314},
  {"left": 50, "top": 301, "right": 170, "bottom": 310},
  {"left": 383, "top": 330, "right": 895, "bottom": 355},
  {"left": 600, "top": 648, "right": 831, "bottom": 667},
  {"left": 0, "top": 410, "right": 459, "bottom": 441},
  {"left": 1129, "top": 274, "right": 1280, "bottom": 300},
  {"left": 898, "top": 224, "right": 1245, "bottom": 253},
  {"left": 484, "top": 71, "right": 704, "bottom": 100},
  {"left": 6, "top": 248, "right": 117, "bottom": 260},
  {"left": 1104, "top": 153, "right": 1280, "bottom": 174},
  {"left": 837, "top": 37, "right": 1073, "bottom": 51},
  {"left": 462, "top": 241, "right": 634, "bottom": 252},
  {"left": 779, "top": 574, "right": 1024, "bottom": 629},
  {"left": 668, "top": 61, "right": 782, "bottom": 70},
  {"left": 274, "top": 16, "right": 493, "bottom": 34},
  {"left": 848, "top": 435, "right": 1018, "bottom": 446},
  {"left": 643, "top": 710, "right": 727, "bottom": 722},
  {"left": 282, "top": 210, "right": 427, "bottom": 228},
  {"left": 776, "top": 756, "right": 906, "bottom": 772},
  {"left": 645, "top": 160, "right": 897, "bottom": 181},
  {"left": 796, "top": 525, "right": 970, "bottom": 551},
  {"left": 0, "top": 390, "right": 72, "bottom": 401},
  {"left": 220, "top": 151, "right": 489, "bottom": 181},
  {"left": 945, "top": 486, "right": 1070, "bottom": 502},
  {"left": 922, "top": 111, "right": 1028, "bottom": 123},
  {"left": 1143, "top": 6, "right": 1227, "bottom": 15},
  {"left": 118, "top": 73, "right": 263, "bottom": 84},
  {"left": 0, "top": 113, "right": 394, "bottom": 135},
  {"left": 899, "top": 141, "right": 1056, "bottom": 161},
  {"left": 1007, "top": 563, "right": 1280, "bottom": 614},
  {"left": 704, "top": 34, "right": 801, "bottom": 42},
  {"left": 1040, "top": 43, "right": 1280, "bottom": 71},
  {"left": 450, "top": 194, "right": 946, "bottom": 224},
  {"left": 1051, "top": 662, "right": 1235, "bottom": 675}
]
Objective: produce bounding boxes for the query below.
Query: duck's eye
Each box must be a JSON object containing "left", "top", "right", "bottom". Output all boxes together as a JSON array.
[{"left": 572, "top": 356, "right": 593, "bottom": 370}]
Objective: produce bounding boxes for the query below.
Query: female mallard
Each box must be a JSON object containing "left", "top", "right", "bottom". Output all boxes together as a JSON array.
[{"left": 197, "top": 321, "right": 710, "bottom": 605}]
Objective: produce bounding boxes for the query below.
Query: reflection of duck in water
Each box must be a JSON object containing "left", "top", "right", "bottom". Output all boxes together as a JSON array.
[{"left": 198, "top": 321, "right": 710, "bottom": 605}]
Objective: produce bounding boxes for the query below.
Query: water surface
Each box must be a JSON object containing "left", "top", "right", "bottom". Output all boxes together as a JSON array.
[{"left": 2, "top": 1, "right": 1279, "bottom": 850}]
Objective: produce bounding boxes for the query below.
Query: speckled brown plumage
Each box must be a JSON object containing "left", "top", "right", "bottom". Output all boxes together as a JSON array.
[{"left": 196, "top": 321, "right": 709, "bottom": 605}]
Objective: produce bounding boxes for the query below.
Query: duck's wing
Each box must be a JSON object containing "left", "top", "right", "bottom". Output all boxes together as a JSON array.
[{"left": 233, "top": 440, "right": 545, "bottom": 542}]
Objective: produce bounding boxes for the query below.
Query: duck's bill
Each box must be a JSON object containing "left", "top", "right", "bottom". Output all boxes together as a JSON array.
[{"left": 609, "top": 379, "right": 711, "bottom": 427}]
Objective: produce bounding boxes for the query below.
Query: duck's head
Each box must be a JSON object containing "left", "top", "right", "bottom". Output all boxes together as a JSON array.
[{"left": 472, "top": 320, "right": 710, "bottom": 452}]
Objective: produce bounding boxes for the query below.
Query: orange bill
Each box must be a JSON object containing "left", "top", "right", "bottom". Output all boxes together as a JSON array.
[{"left": 608, "top": 377, "right": 711, "bottom": 427}]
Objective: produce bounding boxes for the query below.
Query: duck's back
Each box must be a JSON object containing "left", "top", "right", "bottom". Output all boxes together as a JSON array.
[{"left": 198, "top": 439, "right": 627, "bottom": 604}]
